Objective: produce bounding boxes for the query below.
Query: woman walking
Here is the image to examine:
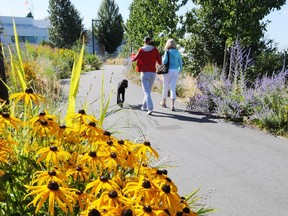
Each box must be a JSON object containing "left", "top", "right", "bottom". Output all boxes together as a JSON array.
[
  {"left": 160, "top": 39, "right": 183, "bottom": 111},
  {"left": 132, "top": 37, "right": 162, "bottom": 115}
]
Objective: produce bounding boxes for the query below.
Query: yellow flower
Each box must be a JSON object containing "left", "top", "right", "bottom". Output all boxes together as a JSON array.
[
  {"left": 9, "top": 88, "right": 45, "bottom": 106},
  {"left": 123, "top": 177, "right": 159, "bottom": 204},
  {"left": 74, "top": 190, "right": 93, "bottom": 210},
  {"left": 56, "top": 125, "right": 79, "bottom": 144},
  {"left": 25, "top": 181, "right": 77, "bottom": 216},
  {"left": 66, "top": 164, "right": 91, "bottom": 181},
  {"left": 65, "top": 109, "right": 99, "bottom": 125},
  {"left": 79, "top": 150, "right": 105, "bottom": 173},
  {"left": 81, "top": 121, "right": 105, "bottom": 142},
  {"left": 35, "top": 145, "right": 70, "bottom": 167},
  {"left": 156, "top": 184, "right": 182, "bottom": 214},
  {"left": 80, "top": 205, "right": 125, "bottom": 216},
  {"left": 0, "top": 112, "right": 22, "bottom": 130},
  {"left": 134, "top": 204, "right": 168, "bottom": 216},
  {"left": 103, "top": 151, "right": 128, "bottom": 173},
  {"left": 85, "top": 175, "right": 120, "bottom": 196},
  {"left": 29, "top": 115, "right": 59, "bottom": 137},
  {"left": 133, "top": 141, "right": 159, "bottom": 162},
  {"left": 31, "top": 169, "right": 68, "bottom": 187},
  {"left": 0, "top": 137, "right": 16, "bottom": 163},
  {"left": 97, "top": 190, "right": 130, "bottom": 208}
]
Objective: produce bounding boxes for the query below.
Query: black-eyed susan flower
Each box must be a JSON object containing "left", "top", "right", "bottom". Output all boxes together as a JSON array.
[
  {"left": 66, "top": 164, "right": 91, "bottom": 181},
  {"left": 133, "top": 204, "right": 168, "bottom": 216},
  {"left": 85, "top": 175, "right": 120, "bottom": 196},
  {"left": 31, "top": 169, "right": 68, "bottom": 187},
  {"left": 28, "top": 111, "right": 57, "bottom": 125},
  {"left": 25, "top": 181, "right": 77, "bottom": 216},
  {"left": 0, "top": 138, "right": 16, "bottom": 163},
  {"left": 35, "top": 144, "right": 70, "bottom": 167},
  {"left": 97, "top": 190, "right": 130, "bottom": 208},
  {"left": 74, "top": 190, "right": 93, "bottom": 210},
  {"left": 80, "top": 206, "right": 124, "bottom": 216},
  {"left": 9, "top": 87, "right": 45, "bottom": 106},
  {"left": 123, "top": 177, "right": 159, "bottom": 204},
  {"left": 156, "top": 184, "right": 182, "bottom": 214},
  {"left": 65, "top": 109, "right": 99, "bottom": 125},
  {"left": 133, "top": 141, "right": 159, "bottom": 163},
  {"left": 81, "top": 121, "right": 105, "bottom": 142},
  {"left": 79, "top": 150, "right": 106, "bottom": 173},
  {"left": 103, "top": 151, "right": 128, "bottom": 173},
  {"left": 0, "top": 112, "right": 22, "bottom": 130},
  {"left": 29, "top": 117, "right": 59, "bottom": 138}
]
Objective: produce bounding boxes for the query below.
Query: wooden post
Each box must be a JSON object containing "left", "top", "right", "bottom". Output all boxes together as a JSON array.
[{"left": 0, "top": 39, "right": 9, "bottom": 104}]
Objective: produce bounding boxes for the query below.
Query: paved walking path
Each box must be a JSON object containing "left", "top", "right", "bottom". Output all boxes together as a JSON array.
[{"left": 61, "top": 65, "right": 288, "bottom": 216}]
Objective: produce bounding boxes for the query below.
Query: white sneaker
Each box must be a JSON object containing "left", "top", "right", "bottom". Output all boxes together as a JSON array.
[{"left": 147, "top": 110, "right": 152, "bottom": 115}]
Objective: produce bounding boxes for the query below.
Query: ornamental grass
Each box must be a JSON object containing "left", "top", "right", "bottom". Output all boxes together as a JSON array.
[{"left": 0, "top": 21, "right": 215, "bottom": 215}]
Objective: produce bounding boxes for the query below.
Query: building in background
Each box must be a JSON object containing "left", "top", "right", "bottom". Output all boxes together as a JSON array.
[
  {"left": 0, "top": 16, "right": 102, "bottom": 54},
  {"left": 0, "top": 16, "right": 49, "bottom": 44}
]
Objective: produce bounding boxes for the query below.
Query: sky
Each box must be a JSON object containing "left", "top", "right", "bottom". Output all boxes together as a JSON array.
[{"left": 0, "top": 0, "right": 287, "bottom": 50}]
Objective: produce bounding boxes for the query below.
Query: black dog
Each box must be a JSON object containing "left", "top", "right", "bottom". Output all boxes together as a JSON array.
[{"left": 117, "top": 79, "right": 128, "bottom": 108}]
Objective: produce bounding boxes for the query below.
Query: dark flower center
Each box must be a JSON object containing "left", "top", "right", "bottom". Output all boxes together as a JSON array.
[
  {"left": 48, "top": 181, "right": 59, "bottom": 190},
  {"left": 122, "top": 209, "right": 133, "bottom": 216},
  {"left": 100, "top": 175, "right": 108, "bottom": 182},
  {"left": 59, "top": 125, "right": 66, "bottom": 129},
  {"left": 143, "top": 205, "right": 152, "bottom": 213},
  {"left": 39, "top": 112, "right": 46, "bottom": 116},
  {"left": 76, "top": 166, "right": 82, "bottom": 171},
  {"left": 103, "top": 131, "right": 111, "bottom": 136},
  {"left": 78, "top": 109, "right": 86, "bottom": 115},
  {"left": 89, "top": 122, "right": 96, "bottom": 127},
  {"left": 76, "top": 190, "right": 83, "bottom": 195},
  {"left": 176, "top": 212, "right": 183, "bottom": 216},
  {"left": 2, "top": 112, "right": 10, "bottom": 118},
  {"left": 107, "top": 140, "right": 113, "bottom": 146},
  {"left": 25, "top": 88, "right": 33, "bottom": 94},
  {"left": 40, "top": 120, "right": 48, "bottom": 126},
  {"left": 161, "top": 184, "right": 171, "bottom": 193},
  {"left": 143, "top": 141, "right": 151, "bottom": 146},
  {"left": 88, "top": 209, "right": 101, "bottom": 216},
  {"left": 50, "top": 146, "right": 58, "bottom": 151},
  {"left": 110, "top": 152, "right": 117, "bottom": 158},
  {"left": 161, "top": 169, "right": 168, "bottom": 175},
  {"left": 48, "top": 170, "right": 56, "bottom": 176},
  {"left": 142, "top": 180, "right": 151, "bottom": 189},
  {"left": 108, "top": 190, "right": 118, "bottom": 198},
  {"left": 164, "top": 209, "right": 171, "bottom": 215},
  {"left": 183, "top": 207, "right": 190, "bottom": 213},
  {"left": 88, "top": 151, "right": 96, "bottom": 157},
  {"left": 118, "top": 140, "right": 124, "bottom": 145},
  {"left": 156, "top": 170, "right": 163, "bottom": 175},
  {"left": 165, "top": 177, "right": 172, "bottom": 182}
]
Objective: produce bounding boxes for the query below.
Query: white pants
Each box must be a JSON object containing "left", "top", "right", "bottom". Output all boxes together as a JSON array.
[{"left": 162, "top": 69, "right": 179, "bottom": 100}]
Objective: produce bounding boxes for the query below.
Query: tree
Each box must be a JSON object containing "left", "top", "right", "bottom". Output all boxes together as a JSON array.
[
  {"left": 93, "top": 0, "right": 124, "bottom": 54},
  {"left": 48, "top": 0, "right": 84, "bottom": 48},
  {"left": 125, "top": 0, "right": 187, "bottom": 51},
  {"left": 182, "top": 0, "right": 286, "bottom": 74},
  {"left": 0, "top": 20, "right": 3, "bottom": 35},
  {"left": 26, "top": 11, "right": 34, "bottom": 18}
]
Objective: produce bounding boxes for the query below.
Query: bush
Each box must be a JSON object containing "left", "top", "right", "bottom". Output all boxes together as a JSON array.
[{"left": 83, "top": 54, "right": 102, "bottom": 72}]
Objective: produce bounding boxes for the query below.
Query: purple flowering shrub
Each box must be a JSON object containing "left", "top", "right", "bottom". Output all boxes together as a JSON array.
[{"left": 187, "top": 41, "right": 288, "bottom": 135}]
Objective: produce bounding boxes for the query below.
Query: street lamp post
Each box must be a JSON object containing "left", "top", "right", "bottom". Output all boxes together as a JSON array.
[
  {"left": 91, "top": 19, "right": 98, "bottom": 55},
  {"left": 92, "top": 19, "right": 95, "bottom": 54}
]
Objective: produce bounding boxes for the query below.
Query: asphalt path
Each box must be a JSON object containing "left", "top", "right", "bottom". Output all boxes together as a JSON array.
[{"left": 61, "top": 64, "right": 288, "bottom": 216}]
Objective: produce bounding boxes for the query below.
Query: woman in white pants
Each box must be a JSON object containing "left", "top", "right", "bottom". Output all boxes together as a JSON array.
[{"left": 160, "top": 39, "right": 183, "bottom": 111}]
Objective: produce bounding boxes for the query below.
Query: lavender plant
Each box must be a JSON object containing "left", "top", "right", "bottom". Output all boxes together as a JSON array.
[{"left": 188, "top": 40, "right": 288, "bottom": 135}]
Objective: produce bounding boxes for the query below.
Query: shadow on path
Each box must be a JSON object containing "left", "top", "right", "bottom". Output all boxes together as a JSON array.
[{"left": 127, "top": 104, "right": 217, "bottom": 124}]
